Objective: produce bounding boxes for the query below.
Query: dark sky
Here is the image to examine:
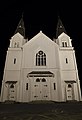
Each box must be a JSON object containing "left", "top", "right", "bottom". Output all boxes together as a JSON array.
[{"left": 0, "top": 1, "right": 82, "bottom": 92}]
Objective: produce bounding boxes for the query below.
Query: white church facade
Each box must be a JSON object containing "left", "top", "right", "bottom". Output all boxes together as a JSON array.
[{"left": 1, "top": 17, "right": 81, "bottom": 102}]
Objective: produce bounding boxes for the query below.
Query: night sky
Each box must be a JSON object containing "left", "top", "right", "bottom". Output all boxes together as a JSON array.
[{"left": 0, "top": 1, "right": 82, "bottom": 93}]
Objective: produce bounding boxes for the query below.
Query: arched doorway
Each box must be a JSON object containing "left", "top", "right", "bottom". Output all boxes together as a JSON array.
[{"left": 66, "top": 83, "right": 74, "bottom": 101}]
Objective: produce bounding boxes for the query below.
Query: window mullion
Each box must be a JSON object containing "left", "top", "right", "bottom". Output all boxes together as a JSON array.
[{"left": 36, "top": 51, "right": 46, "bottom": 66}]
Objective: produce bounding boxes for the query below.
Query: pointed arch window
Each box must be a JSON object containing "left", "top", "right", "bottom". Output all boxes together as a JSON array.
[
  {"left": 36, "top": 51, "right": 46, "bottom": 66},
  {"left": 68, "top": 84, "right": 72, "bottom": 88},
  {"left": 10, "top": 84, "right": 14, "bottom": 88}
]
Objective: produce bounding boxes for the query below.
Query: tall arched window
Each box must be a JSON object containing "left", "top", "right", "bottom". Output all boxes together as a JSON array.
[{"left": 36, "top": 50, "right": 46, "bottom": 66}]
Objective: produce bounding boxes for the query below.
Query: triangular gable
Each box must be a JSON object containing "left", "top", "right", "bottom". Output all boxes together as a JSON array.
[
  {"left": 10, "top": 32, "right": 24, "bottom": 40},
  {"left": 28, "top": 31, "right": 52, "bottom": 42},
  {"left": 58, "top": 32, "right": 70, "bottom": 39},
  {"left": 23, "top": 31, "right": 58, "bottom": 47}
]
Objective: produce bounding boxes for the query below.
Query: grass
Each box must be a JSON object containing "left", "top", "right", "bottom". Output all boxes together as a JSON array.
[{"left": 0, "top": 101, "right": 82, "bottom": 120}]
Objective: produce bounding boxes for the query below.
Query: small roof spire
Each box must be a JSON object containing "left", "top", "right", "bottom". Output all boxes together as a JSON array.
[
  {"left": 56, "top": 16, "right": 67, "bottom": 38},
  {"left": 14, "top": 13, "right": 25, "bottom": 37}
]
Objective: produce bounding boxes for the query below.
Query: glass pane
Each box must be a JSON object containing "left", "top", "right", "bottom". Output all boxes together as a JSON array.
[
  {"left": 68, "top": 84, "right": 72, "bottom": 88},
  {"left": 42, "top": 78, "right": 46, "bottom": 82},
  {"left": 39, "top": 51, "right": 43, "bottom": 55},
  {"left": 36, "top": 78, "right": 40, "bottom": 82},
  {"left": 26, "top": 83, "right": 28, "bottom": 90},
  {"left": 36, "top": 51, "right": 46, "bottom": 66},
  {"left": 54, "top": 83, "right": 56, "bottom": 90},
  {"left": 10, "top": 84, "right": 14, "bottom": 88}
]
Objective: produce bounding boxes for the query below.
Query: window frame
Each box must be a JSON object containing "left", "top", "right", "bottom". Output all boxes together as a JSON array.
[
  {"left": 62, "top": 41, "right": 68, "bottom": 47},
  {"left": 14, "top": 58, "right": 16, "bottom": 64},
  {"left": 26, "top": 83, "right": 28, "bottom": 90},
  {"left": 53, "top": 83, "right": 56, "bottom": 90},
  {"left": 66, "top": 58, "right": 68, "bottom": 64},
  {"left": 36, "top": 50, "right": 46, "bottom": 66}
]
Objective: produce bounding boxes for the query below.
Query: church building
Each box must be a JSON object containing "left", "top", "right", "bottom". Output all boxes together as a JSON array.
[{"left": 1, "top": 17, "right": 81, "bottom": 102}]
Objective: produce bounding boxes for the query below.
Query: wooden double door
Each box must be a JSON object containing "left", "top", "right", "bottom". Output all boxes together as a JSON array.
[{"left": 32, "top": 78, "right": 50, "bottom": 101}]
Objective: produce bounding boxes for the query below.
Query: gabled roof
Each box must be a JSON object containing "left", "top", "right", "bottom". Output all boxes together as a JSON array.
[
  {"left": 10, "top": 32, "right": 24, "bottom": 41},
  {"left": 25, "top": 31, "right": 53, "bottom": 44},
  {"left": 22, "top": 31, "right": 58, "bottom": 48},
  {"left": 56, "top": 16, "right": 67, "bottom": 38},
  {"left": 29, "top": 31, "right": 52, "bottom": 41},
  {"left": 58, "top": 32, "right": 70, "bottom": 39}
]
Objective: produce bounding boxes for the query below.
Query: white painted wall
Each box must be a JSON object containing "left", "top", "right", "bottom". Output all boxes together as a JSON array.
[
  {"left": 1, "top": 31, "right": 81, "bottom": 102},
  {"left": 22, "top": 32, "right": 59, "bottom": 69}
]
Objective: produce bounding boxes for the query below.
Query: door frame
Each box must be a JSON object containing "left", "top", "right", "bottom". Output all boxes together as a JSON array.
[
  {"left": 65, "top": 82, "right": 74, "bottom": 101},
  {"left": 6, "top": 81, "right": 17, "bottom": 101},
  {"left": 31, "top": 77, "right": 50, "bottom": 101}
]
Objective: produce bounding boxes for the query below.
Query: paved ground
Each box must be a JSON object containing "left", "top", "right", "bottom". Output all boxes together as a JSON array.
[{"left": 0, "top": 101, "right": 82, "bottom": 120}]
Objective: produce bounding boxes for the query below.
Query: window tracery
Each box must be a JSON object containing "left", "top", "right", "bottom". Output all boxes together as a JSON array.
[{"left": 36, "top": 50, "right": 46, "bottom": 66}]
